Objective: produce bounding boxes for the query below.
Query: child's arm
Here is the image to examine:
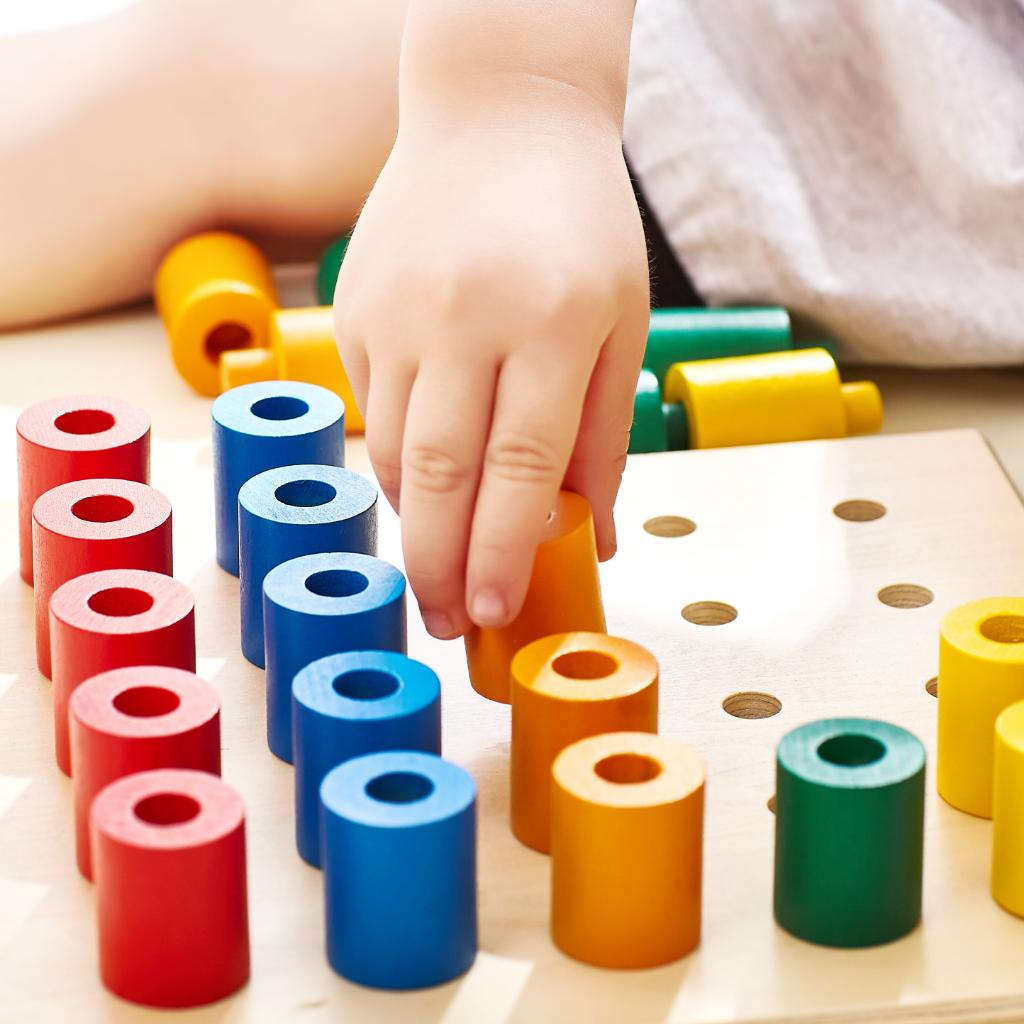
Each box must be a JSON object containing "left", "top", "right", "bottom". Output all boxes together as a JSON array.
[{"left": 334, "top": 0, "right": 648, "bottom": 639}]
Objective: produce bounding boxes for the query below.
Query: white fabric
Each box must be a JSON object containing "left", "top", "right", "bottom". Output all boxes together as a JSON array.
[{"left": 624, "top": 0, "right": 1024, "bottom": 365}]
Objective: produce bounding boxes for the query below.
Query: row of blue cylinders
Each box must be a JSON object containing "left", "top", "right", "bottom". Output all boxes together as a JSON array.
[{"left": 212, "top": 381, "right": 475, "bottom": 990}]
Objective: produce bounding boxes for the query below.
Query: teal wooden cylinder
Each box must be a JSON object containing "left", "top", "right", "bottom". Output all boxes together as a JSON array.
[
  {"left": 628, "top": 370, "right": 667, "bottom": 454},
  {"left": 316, "top": 235, "right": 350, "bottom": 306},
  {"left": 773, "top": 718, "right": 925, "bottom": 948}
]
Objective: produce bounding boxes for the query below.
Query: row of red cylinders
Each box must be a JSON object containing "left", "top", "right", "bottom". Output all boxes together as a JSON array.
[{"left": 18, "top": 395, "right": 249, "bottom": 1007}]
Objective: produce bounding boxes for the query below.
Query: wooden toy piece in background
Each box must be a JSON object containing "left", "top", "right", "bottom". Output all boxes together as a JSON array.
[
  {"left": 212, "top": 381, "right": 346, "bottom": 576},
  {"left": 643, "top": 306, "right": 792, "bottom": 386},
  {"left": 550, "top": 732, "right": 705, "bottom": 969},
  {"left": 628, "top": 368, "right": 691, "bottom": 455},
  {"left": 69, "top": 666, "right": 221, "bottom": 880},
  {"left": 49, "top": 568, "right": 197, "bottom": 776},
  {"left": 773, "top": 718, "right": 926, "bottom": 948},
  {"left": 315, "top": 235, "right": 351, "bottom": 306},
  {"left": 321, "top": 751, "right": 477, "bottom": 990},
  {"left": 218, "top": 307, "right": 364, "bottom": 433},
  {"left": 509, "top": 632, "right": 658, "bottom": 853},
  {"left": 154, "top": 232, "right": 279, "bottom": 397},
  {"left": 31, "top": 478, "right": 172, "bottom": 678},
  {"left": 16, "top": 395, "right": 150, "bottom": 585},
  {"left": 937, "top": 598, "right": 1024, "bottom": 817},
  {"left": 464, "top": 490, "right": 606, "bottom": 703},
  {"left": 90, "top": 769, "right": 250, "bottom": 1007},
  {"left": 993, "top": 698, "right": 1024, "bottom": 916},
  {"left": 662, "top": 347, "right": 883, "bottom": 450}
]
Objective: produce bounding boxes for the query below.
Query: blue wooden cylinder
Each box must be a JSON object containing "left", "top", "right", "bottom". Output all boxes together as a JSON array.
[
  {"left": 263, "top": 552, "right": 406, "bottom": 762},
  {"left": 293, "top": 650, "right": 441, "bottom": 866},
  {"left": 321, "top": 751, "right": 477, "bottom": 990},
  {"left": 238, "top": 465, "right": 377, "bottom": 668},
  {"left": 212, "top": 382, "right": 345, "bottom": 576}
]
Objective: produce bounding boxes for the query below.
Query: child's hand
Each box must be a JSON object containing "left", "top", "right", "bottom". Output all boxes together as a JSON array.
[{"left": 334, "top": 123, "right": 648, "bottom": 639}]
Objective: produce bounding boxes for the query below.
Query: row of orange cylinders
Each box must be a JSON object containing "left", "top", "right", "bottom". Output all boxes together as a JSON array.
[{"left": 469, "top": 490, "right": 705, "bottom": 968}]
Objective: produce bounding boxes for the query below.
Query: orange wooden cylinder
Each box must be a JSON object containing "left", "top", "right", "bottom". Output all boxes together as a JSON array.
[
  {"left": 465, "top": 492, "right": 605, "bottom": 703},
  {"left": 154, "top": 232, "right": 279, "bottom": 397},
  {"left": 510, "top": 633, "right": 658, "bottom": 853},
  {"left": 551, "top": 732, "right": 705, "bottom": 969}
]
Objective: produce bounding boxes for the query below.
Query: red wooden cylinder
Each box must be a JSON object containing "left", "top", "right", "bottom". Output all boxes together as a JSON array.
[
  {"left": 91, "top": 768, "right": 250, "bottom": 1007},
  {"left": 50, "top": 569, "right": 195, "bottom": 775},
  {"left": 17, "top": 395, "right": 150, "bottom": 585},
  {"left": 70, "top": 666, "right": 220, "bottom": 880},
  {"left": 32, "top": 478, "right": 172, "bottom": 678}
]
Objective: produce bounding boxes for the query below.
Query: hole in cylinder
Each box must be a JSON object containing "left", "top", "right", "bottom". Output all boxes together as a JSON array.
[
  {"left": 979, "top": 615, "right": 1024, "bottom": 644},
  {"left": 71, "top": 494, "right": 134, "bottom": 523},
  {"left": 682, "top": 601, "right": 737, "bottom": 626},
  {"left": 274, "top": 479, "right": 337, "bottom": 508},
  {"left": 112, "top": 686, "right": 181, "bottom": 718},
  {"left": 877, "top": 584, "right": 933, "bottom": 609},
  {"left": 54, "top": 409, "right": 115, "bottom": 435},
  {"left": 305, "top": 569, "right": 369, "bottom": 598},
  {"left": 333, "top": 669, "right": 400, "bottom": 701},
  {"left": 250, "top": 395, "right": 309, "bottom": 421},
  {"left": 551, "top": 650, "right": 617, "bottom": 680},
  {"left": 87, "top": 587, "right": 155, "bottom": 617},
  {"left": 722, "top": 691, "right": 781, "bottom": 719},
  {"left": 817, "top": 733, "right": 886, "bottom": 768},
  {"left": 643, "top": 515, "right": 696, "bottom": 538},
  {"left": 134, "top": 793, "right": 201, "bottom": 825},
  {"left": 594, "top": 753, "right": 662, "bottom": 784},
  {"left": 204, "top": 321, "right": 252, "bottom": 362},
  {"left": 833, "top": 500, "right": 886, "bottom": 523},
  {"left": 365, "top": 771, "right": 434, "bottom": 804},
  {"left": 925, "top": 677, "right": 938, "bottom": 698}
]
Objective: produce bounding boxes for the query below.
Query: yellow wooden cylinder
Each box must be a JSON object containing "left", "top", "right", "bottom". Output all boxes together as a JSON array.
[
  {"left": 510, "top": 633, "right": 658, "bottom": 853},
  {"left": 219, "top": 307, "right": 363, "bottom": 433},
  {"left": 154, "top": 232, "right": 279, "bottom": 397},
  {"left": 662, "top": 348, "right": 882, "bottom": 449},
  {"left": 992, "top": 701, "right": 1024, "bottom": 915},
  {"left": 464, "top": 491, "right": 606, "bottom": 704},
  {"left": 551, "top": 732, "right": 705, "bottom": 968},
  {"left": 937, "top": 598, "right": 1024, "bottom": 817}
]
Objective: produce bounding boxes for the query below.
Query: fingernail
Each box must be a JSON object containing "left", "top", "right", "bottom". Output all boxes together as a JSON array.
[
  {"left": 421, "top": 610, "right": 456, "bottom": 639},
  {"left": 471, "top": 588, "right": 508, "bottom": 628}
]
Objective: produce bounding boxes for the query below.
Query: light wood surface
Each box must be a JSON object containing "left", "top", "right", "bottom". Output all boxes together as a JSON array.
[{"left": 2, "top": 292, "right": 1024, "bottom": 1023}]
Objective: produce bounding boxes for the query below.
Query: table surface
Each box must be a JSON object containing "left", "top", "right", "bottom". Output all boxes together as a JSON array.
[{"left": 2, "top": 278, "right": 1024, "bottom": 1024}]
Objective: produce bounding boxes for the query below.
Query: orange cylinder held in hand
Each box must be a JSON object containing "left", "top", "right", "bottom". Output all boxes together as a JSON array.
[
  {"left": 464, "top": 491, "right": 606, "bottom": 704},
  {"left": 510, "top": 632, "right": 658, "bottom": 853},
  {"left": 154, "top": 232, "right": 279, "bottom": 397},
  {"left": 550, "top": 731, "right": 705, "bottom": 969}
]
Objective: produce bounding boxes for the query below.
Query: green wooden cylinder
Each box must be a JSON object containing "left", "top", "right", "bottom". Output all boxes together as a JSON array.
[
  {"left": 628, "top": 369, "right": 668, "bottom": 454},
  {"left": 315, "top": 235, "right": 351, "bottom": 306},
  {"left": 644, "top": 307, "right": 792, "bottom": 386},
  {"left": 773, "top": 718, "right": 925, "bottom": 948}
]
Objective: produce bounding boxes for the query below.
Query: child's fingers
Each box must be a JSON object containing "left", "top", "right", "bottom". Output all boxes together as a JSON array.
[
  {"left": 563, "top": 312, "right": 649, "bottom": 560},
  {"left": 398, "top": 353, "right": 496, "bottom": 639},
  {"left": 363, "top": 360, "right": 415, "bottom": 512},
  {"left": 464, "top": 345, "right": 592, "bottom": 628}
]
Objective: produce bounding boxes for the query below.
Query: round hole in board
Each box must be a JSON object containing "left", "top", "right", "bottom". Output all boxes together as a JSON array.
[
  {"left": 594, "top": 753, "right": 662, "bottom": 784},
  {"left": 134, "top": 793, "right": 201, "bottom": 825},
  {"left": 250, "top": 395, "right": 309, "bottom": 421},
  {"left": 925, "top": 677, "right": 938, "bottom": 698},
  {"left": 878, "top": 584, "right": 933, "bottom": 609},
  {"left": 333, "top": 669, "right": 400, "bottom": 701},
  {"left": 71, "top": 494, "right": 134, "bottom": 523},
  {"left": 817, "top": 733, "right": 886, "bottom": 768},
  {"left": 682, "top": 601, "right": 737, "bottom": 626},
  {"left": 833, "top": 500, "right": 887, "bottom": 523},
  {"left": 274, "top": 479, "right": 337, "bottom": 508},
  {"left": 551, "top": 651, "right": 618, "bottom": 680},
  {"left": 112, "top": 686, "right": 181, "bottom": 717},
  {"left": 54, "top": 409, "right": 115, "bottom": 435},
  {"left": 767, "top": 794, "right": 777, "bottom": 814},
  {"left": 722, "top": 691, "right": 782, "bottom": 720},
  {"left": 87, "top": 587, "right": 155, "bottom": 617},
  {"left": 643, "top": 515, "right": 697, "bottom": 538},
  {"left": 365, "top": 771, "right": 434, "bottom": 804},
  {"left": 204, "top": 321, "right": 252, "bottom": 363},
  {"left": 979, "top": 615, "right": 1024, "bottom": 644},
  {"left": 305, "top": 569, "right": 369, "bottom": 598}
]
